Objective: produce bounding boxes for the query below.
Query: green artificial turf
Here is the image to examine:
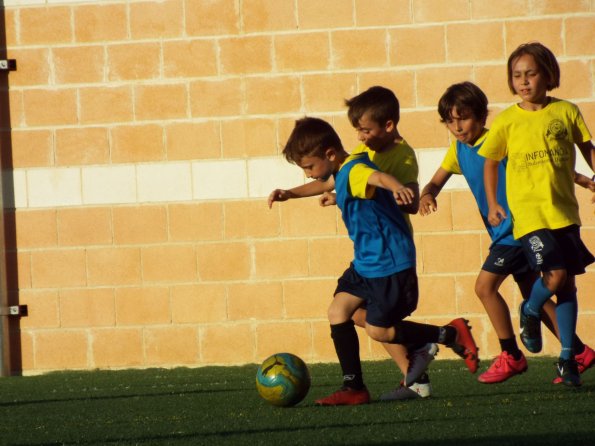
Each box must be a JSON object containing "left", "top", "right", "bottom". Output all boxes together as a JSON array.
[{"left": 0, "top": 357, "right": 592, "bottom": 445}]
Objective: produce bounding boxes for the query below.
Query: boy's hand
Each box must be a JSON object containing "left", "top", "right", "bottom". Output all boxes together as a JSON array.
[
  {"left": 319, "top": 192, "right": 336, "bottom": 207},
  {"left": 487, "top": 204, "right": 507, "bottom": 226},
  {"left": 419, "top": 193, "right": 437, "bottom": 216},
  {"left": 573, "top": 173, "right": 595, "bottom": 204},
  {"left": 393, "top": 186, "right": 414, "bottom": 206},
  {"left": 267, "top": 189, "right": 291, "bottom": 208}
]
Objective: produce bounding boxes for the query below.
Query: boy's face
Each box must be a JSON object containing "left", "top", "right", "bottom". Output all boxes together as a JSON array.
[
  {"left": 297, "top": 150, "right": 335, "bottom": 181},
  {"left": 511, "top": 53, "right": 548, "bottom": 105},
  {"left": 354, "top": 111, "right": 394, "bottom": 152},
  {"left": 444, "top": 107, "right": 484, "bottom": 146}
]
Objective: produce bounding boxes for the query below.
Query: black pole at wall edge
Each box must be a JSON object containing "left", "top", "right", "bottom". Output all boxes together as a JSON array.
[{"left": 0, "top": 1, "right": 14, "bottom": 377}]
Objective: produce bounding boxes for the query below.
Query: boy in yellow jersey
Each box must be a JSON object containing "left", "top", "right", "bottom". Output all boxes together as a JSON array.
[
  {"left": 480, "top": 42, "right": 595, "bottom": 387},
  {"left": 421, "top": 81, "right": 595, "bottom": 385},
  {"left": 269, "top": 86, "right": 436, "bottom": 400},
  {"left": 278, "top": 116, "right": 478, "bottom": 405}
]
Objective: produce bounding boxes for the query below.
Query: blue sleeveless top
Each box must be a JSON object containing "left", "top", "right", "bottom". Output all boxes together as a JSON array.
[{"left": 456, "top": 140, "right": 518, "bottom": 247}]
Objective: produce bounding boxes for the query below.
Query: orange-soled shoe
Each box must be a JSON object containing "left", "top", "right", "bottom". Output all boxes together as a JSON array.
[
  {"left": 478, "top": 351, "right": 527, "bottom": 384},
  {"left": 446, "top": 318, "right": 479, "bottom": 374},
  {"left": 314, "top": 387, "right": 370, "bottom": 406}
]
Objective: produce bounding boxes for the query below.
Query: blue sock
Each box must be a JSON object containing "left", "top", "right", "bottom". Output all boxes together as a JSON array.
[
  {"left": 556, "top": 291, "right": 578, "bottom": 361},
  {"left": 524, "top": 278, "right": 553, "bottom": 317}
]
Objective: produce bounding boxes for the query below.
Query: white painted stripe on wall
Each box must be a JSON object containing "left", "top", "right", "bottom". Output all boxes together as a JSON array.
[{"left": 7, "top": 151, "right": 593, "bottom": 209}]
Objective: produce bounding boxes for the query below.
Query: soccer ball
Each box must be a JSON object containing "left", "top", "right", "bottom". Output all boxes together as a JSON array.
[{"left": 255, "top": 352, "right": 311, "bottom": 407}]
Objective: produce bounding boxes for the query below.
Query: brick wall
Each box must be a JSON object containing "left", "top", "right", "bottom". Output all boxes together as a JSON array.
[{"left": 2, "top": 0, "right": 594, "bottom": 374}]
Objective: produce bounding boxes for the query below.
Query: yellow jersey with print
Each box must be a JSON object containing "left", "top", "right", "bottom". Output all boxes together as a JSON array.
[
  {"left": 478, "top": 98, "right": 592, "bottom": 239},
  {"left": 351, "top": 140, "right": 418, "bottom": 232}
]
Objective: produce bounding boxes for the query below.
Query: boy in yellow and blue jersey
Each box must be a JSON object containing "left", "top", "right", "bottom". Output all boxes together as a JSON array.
[
  {"left": 421, "top": 81, "right": 595, "bottom": 385},
  {"left": 279, "top": 116, "right": 479, "bottom": 405},
  {"left": 270, "top": 86, "right": 431, "bottom": 400}
]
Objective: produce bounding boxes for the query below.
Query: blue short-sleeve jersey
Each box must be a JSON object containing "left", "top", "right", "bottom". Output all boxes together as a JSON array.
[{"left": 334, "top": 153, "right": 416, "bottom": 278}]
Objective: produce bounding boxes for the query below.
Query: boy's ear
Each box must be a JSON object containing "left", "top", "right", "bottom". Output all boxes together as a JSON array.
[
  {"left": 325, "top": 147, "right": 337, "bottom": 160},
  {"left": 384, "top": 119, "right": 396, "bottom": 132}
]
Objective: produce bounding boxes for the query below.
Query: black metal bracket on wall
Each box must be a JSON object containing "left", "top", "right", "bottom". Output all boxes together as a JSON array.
[
  {"left": 0, "top": 305, "right": 27, "bottom": 317},
  {"left": 0, "top": 59, "right": 16, "bottom": 71}
]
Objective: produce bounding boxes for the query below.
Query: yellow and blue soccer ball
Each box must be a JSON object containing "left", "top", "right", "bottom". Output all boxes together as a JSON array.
[{"left": 255, "top": 353, "right": 311, "bottom": 407}]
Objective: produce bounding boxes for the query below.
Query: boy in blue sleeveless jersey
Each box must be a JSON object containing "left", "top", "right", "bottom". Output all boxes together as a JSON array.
[
  {"left": 270, "top": 86, "right": 434, "bottom": 400},
  {"left": 420, "top": 81, "right": 594, "bottom": 385},
  {"left": 281, "top": 117, "right": 479, "bottom": 405}
]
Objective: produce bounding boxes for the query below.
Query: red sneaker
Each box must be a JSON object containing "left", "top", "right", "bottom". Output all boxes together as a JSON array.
[
  {"left": 553, "top": 344, "right": 595, "bottom": 384},
  {"left": 446, "top": 318, "right": 479, "bottom": 374},
  {"left": 478, "top": 351, "right": 528, "bottom": 384},
  {"left": 314, "top": 387, "right": 370, "bottom": 406},
  {"left": 576, "top": 344, "right": 595, "bottom": 373}
]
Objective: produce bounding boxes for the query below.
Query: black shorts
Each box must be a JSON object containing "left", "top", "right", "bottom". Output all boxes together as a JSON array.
[
  {"left": 520, "top": 225, "right": 594, "bottom": 275},
  {"left": 334, "top": 264, "right": 418, "bottom": 328},
  {"left": 482, "top": 243, "right": 533, "bottom": 282}
]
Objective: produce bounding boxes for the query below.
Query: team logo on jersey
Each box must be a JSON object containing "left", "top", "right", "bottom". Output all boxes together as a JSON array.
[
  {"left": 546, "top": 119, "right": 567, "bottom": 140},
  {"left": 528, "top": 236, "right": 544, "bottom": 253}
]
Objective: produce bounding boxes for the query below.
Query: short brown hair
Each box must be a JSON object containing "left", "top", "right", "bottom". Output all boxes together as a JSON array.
[
  {"left": 438, "top": 82, "right": 489, "bottom": 125},
  {"left": 282, "top": 117, "right": 343, "bottom": 164},
  {"left": 507, "top": 42, "right": 560, "bottom": 94},
  {"left": 345, "top": 86, "right": 400, "bottom": 128}
]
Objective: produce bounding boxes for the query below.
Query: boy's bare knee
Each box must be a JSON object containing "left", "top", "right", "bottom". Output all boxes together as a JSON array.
[
  {"left": 351, "top": 308, "right": 366, "bottom": 328},
  {"left": 365, "top": 325, "right": 392, "bottom": 343},
  {"left": 543, "top": 270, "right": 567, "bottom": 292}
]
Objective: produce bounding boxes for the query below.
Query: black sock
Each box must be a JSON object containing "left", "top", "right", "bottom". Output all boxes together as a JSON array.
[
  {"left": 390, "top": 320, "right": 441, "bottom": 345},
  {"left": 330, "top": 321, "right": 364, "bottom": 390},
  {"left": 572, "top": 336, "right": 585, "bottom": 355},
  {"left": 438, "top": 325, "right": 457, "bottom": 345},
  {"left": 499, "top": 337, "right": 522, "bottom": 360}
]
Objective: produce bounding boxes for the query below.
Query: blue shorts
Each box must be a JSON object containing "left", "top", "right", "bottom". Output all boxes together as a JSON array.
[
  {"left": 334, "top": 264, "right": 418, "bottom": 328},
  {"left": 482, "top": 243, "right": 533, "bottom": 282},
  {"left": 520, "top": 225, "right": 594, "bottom": 275}
]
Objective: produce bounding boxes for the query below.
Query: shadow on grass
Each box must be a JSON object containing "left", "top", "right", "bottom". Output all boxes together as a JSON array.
[
  {"left": 0, "top": 384, "right": 254, "bottom": 408},
  {"left": 15, "top": 414, "right": 595, "bottom": 446}
]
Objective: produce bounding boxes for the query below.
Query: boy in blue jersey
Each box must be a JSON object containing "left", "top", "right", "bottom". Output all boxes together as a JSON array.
[
  {"left": 420, "top": 82, "right": 594, "bottom": 384},
  {"left": 270, "top": 86, "right": 435, "bottom": 401},
  {"left": 281, "top": 116, "right": 479, "bottom": 405}
]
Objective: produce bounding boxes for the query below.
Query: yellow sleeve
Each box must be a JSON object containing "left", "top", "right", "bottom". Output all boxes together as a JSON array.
[
  {"left": 348, "top": 163, "right": 377, "bottom": 199},
  {"left": 440, "top": 141, "right": 462, "bottom": 174},
  {"left": 478, "top": 110, "right": 510, "bottom": 161}
]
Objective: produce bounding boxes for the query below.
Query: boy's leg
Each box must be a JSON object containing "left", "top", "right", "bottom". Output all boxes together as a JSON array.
[
  {"left": 371, "top": 318, "right": 478, "bottom": 386},
  {"left": 519, "top": 271, "right": 593, "bottom": 383},
  {"left": 553, "top": 277, "right": 581, "bottom": 387},
  {"left": 315, "top": 292, "right": 370, "bottom": 406},
  {"left": 352, "top": 307, "right": 409, "bottom": 376},
  {"left": 328, "top": 292, "right": 366, "bottom": 389},
  {"left": 519, "top": 229, "right": 571, "bottom": 353},
  {"left": 353, "top": 307, "right": 432, "bottom": 400},
  {"left": 475, "top": 270, "right": 527, "bottom": 384}
]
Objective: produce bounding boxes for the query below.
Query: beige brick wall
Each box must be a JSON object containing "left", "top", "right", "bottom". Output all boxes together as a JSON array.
[{"left": 2, "top": 0, "right": 594, "bottom": 374}]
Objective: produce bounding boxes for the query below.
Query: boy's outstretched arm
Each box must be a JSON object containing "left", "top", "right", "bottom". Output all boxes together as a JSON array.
[
  {"left": 267, "top": 177, "right": 335, "bottom": 209},
  {"left": 483, "top": 158, "right": 506, "bottom": 226},
  {"left": 419, "top": 168, "right": 452, "bottom": 216},
  {"left": 367, "top": 171, "right": 414, "bottom": 206}
]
